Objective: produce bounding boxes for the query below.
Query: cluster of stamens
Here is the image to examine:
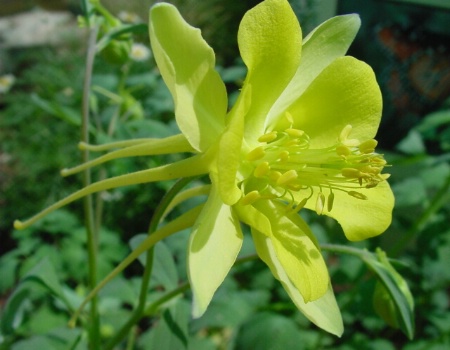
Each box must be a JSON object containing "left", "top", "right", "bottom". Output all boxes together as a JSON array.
[{"left": 240, "top": 124, "right": 389, "bottom": 215}]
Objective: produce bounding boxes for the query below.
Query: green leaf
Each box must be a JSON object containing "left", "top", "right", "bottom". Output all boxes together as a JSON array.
[
  {"left": 22, "top": 258, "right": 64, "bottom": 301},
  {"left": 190, "top": 289, "right": 268, "bottom": 332},
  {"left": 0, "top": 285, "right": 30, "bottom": 335},
  {"left": 396, "top": 130, "right": 426, "bottom": 155},
  {"left": 363, "top": 249, "right": 415, "bottom": 339},
  {"left": 11, "top": 336, "right": 57, "bottom": 350},
  {"left": 31, "top": 94, "right": 83, "bottom": 129},
  {"left": 129, "top": 235, "right": 178, "bottom": 291},
  {"left": 138, "top": 300, "right": 190, "bottom": 350},
  {"left": 235, "top": 312, "right": 303, "bottom": 350}
]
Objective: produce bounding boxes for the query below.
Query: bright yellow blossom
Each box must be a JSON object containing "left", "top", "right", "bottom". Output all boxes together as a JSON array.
[{"left": 15, "top": 0, "right": 394, "bottom": 336}]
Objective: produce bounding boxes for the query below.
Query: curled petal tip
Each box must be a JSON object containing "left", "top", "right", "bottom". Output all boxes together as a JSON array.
[{"left": 14, "top": 220, "right": 24, "bottom": 230}]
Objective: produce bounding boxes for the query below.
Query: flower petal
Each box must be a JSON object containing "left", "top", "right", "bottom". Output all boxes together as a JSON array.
[
  {"left": 304, "top": 181, "right": 395, "bottom": 241},
  {"left": 252, "top": 230, "right": 343, "bottom": 336},
  {"left": 237, "top": 0, "right": 302, "bottom": 143},
  {"left": 284, "top": 56, "right": 382, "bottom": 148},
  {"left": 234, "top": 203, "right": 272, "bottom": 237},
  {"left": 254, "top": 200, "right": 329, "bottom": 302},
  {"left": 149, "top": 3, "right": 227, "bottom": 152},
  {"left": 267, "top": 14, "right": 361, "bottom": 127},
  {"left": 188, "top": 184, "right": 243, "bottom": 317},
  {"left": 216, "top": 86, "right": 252, "bottom": 205}
]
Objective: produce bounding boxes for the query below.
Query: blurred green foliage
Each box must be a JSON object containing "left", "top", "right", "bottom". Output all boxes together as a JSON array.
[{"left": 1, "top": 0, "right": 449, "bottom": 349}]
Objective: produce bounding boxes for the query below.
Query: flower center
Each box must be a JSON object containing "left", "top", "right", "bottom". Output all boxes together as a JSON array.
[{"left": 240, "top": 124, "right": 389, "bottom": 214}]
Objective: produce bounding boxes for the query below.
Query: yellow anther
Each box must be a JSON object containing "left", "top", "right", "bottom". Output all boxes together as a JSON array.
[
  {"left": 365, "top": 181, "right": 379, "bottom": 189},
  {"left": 327, "top": 192, "right": 335, "bottom": 212},
  {"left": 246, "top": 146, "right": 265, "bottom": 161},
  {"left": 287, "top": 183, "right": 302, "bottom": 191},
  {"left": 341, "top": 168, "right": 361, "bottom": 178},
  {"left": 240, "top": 190, "right": 261, "bottom": 205},
  {"left": 294, "top": 198, "right": 308, "bottom": 212},
  {"left": 285, "top": 111, "right": 294, "bottom": 125},
  {"left": 348, "top": 191, "right": 368, "bottom": 200},
  {"left": 342, "top": 138, "right": 360, "bottom": 147},
  {"left": 285, "top": 128, "right": 304, "bottom": 138},
  {"left": 277, "top": 170, "right": 298, "bottom": 186},
  {"left": 278, "top": 150, "right": 289, "bottom": 162},
  {"left": 372, "top": 157, "right": 387, "bottom": 166},
  {"left": 339, "top": 124, "right": 353, "bottom": 142},
  {"left": 269, "top": 171, "right": 282, "bottom": 183},
  {"left": 336, "top": 145, "right": 351, "bottom": 157},
  {"left": 284, "top": 139, "right": 299, "bottom": 147},
  {"left": 316, "top": 192, "right": 325, "bottom": 215},
  {"left": 360, "top": 165, "right": 381, "bottom": 175},
  {"left": 258, "top": 131, "right": 278, "bottom": 143},
  {"left": 359, "top": 139, "right": 378, "bottom": 154},
  {"left": 254, "top": 161, "right": 270, "bottom": 177}
]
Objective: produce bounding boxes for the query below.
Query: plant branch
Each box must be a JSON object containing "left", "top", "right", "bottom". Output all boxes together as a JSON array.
[{"left": 82, "top": 24, "right": 100, "bottom": 350}]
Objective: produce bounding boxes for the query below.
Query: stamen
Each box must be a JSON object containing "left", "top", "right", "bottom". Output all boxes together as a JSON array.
[
  {"left": 269, "top": 171, "right": 282, "bottom": 183},
  {"left": 245, "top": 126, "right": 389, "bottom": 214},
  {"left": 240, "top": 190, "right": 261, "bottom": 205},
  {"left": 359, "top": 139, "right": 378, "bottom": 154},
  {"left": 258, "top": 131, "right": 278, "bottom": 143},
  {"left": 278, "top": 150, "right": 289, "bottom": 162},
  {"left": 285, "top": 128, "right": 304, "bottom": 138},
  {"left": 291, "top": 198, "right": 308, "bottom": 213},
  {"left": 316, "top": 192, "right": 325, "bottom": 215},
  {"left": 341, "top": 168, "right": 361, "bottom": 179},
  {"left": 277, "top": 170, "right": 298, "bottom": 186},
  {"left": 348, "top": 191, "right": 368, "bottom": 200},
  {"left": 246, "top": 146, "right": 265, "bottom": 161},
  {"left": 327, "top": 192, "right": 335, "bottom": 212},
  {"left": 254, "top": 161, "right": 270, "bottom": 177},
  {"left": 285, "top": 111, "right": 294, "bottom": 125},
  {"left": 339, "top": 125, "right": 353, "bottom": 142}
]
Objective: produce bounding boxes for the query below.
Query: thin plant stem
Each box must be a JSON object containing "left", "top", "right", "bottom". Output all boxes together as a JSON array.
[
  {"left": 143, "top": 253, "right": 260, "bottom": 316},
  {"left": 105, "top": 177, "right": 198, "bottom": 350},
  {"left": 82, "top": 24, "right": 100, "bottom": 349}
]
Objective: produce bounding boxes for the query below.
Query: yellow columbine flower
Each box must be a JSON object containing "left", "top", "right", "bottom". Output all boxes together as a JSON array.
[{"left": 15, "top": 0, "right": 394, "bottom": 336}]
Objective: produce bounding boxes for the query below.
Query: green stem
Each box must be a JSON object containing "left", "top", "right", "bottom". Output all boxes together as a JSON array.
[
  {"left": 145, "top": 282, "right": 190, "bottom": 316},
  {"left": 321, "top": 243, "right": 371, "bottom": 259},
  {"left": 82, "top": 24, "right": 100, "bottom": 350},
  {"left": 390, "top": 172, "right": 450, "bottom": 257},
  {"left": 104, "top": 177, "right": 198, "bottom": 350}
]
